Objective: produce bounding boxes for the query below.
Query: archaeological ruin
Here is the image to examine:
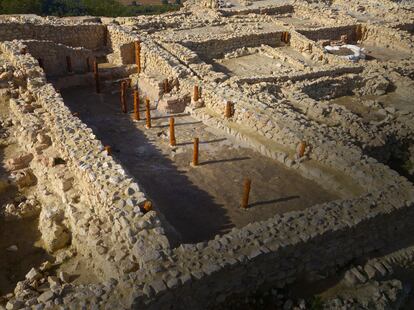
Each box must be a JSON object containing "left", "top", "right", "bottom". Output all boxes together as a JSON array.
[{"left": 0, "top": 0, "right": 414, "bottom": 308}]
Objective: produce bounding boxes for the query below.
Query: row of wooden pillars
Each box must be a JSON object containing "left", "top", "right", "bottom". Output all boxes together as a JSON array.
[
  {"left": 106, "top": 104, "right": 305, "bottom": 209},
  {"left": 106, "top": 87, "right": 251, "bottom": 208},
  {"left": 118, "top": 82, "right": 152, "bottom": 129},
  {"left": 103, "top": 79, "right": 308, "bottom": 210},
  {"left": 96, "top": 62, "right": 253, "bottom": 208}
]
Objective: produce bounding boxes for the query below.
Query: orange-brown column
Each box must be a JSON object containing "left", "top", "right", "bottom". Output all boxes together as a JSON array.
[
  {"left": 145, "top": 98, "right": 151, "bottom": 129},
  {"left": 192, "top": 137, "right": 199, "bottom": 166},
  {"left": 170, "top": 117, "right": 176, "bottom": 147},
  {"left": 241, "top": 178, "right": 251, "bottom": 209}
]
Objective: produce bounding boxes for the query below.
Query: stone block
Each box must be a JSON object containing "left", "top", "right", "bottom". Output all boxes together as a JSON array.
[{"left": 6, "top": 153, "right": 34, "bottom": 171}]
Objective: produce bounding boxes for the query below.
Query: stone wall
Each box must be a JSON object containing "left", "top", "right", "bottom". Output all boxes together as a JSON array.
[
  {"left": 177, "top": 69, "right": 397, "bottom": 198},
  {"left": 298, "top": 25, "right": 358, "bottom": 42},
  {"left": 362, "top": 24, "right": 413, "bottom": 52},
  {"left": 0, "top": 21, "right": 107, "bottom": 50},
  {"left": 395, "top": 23, "right": 414, "bottom": 34},
  {"left": 181, "top": 31, "right": 284, "bottom": 59},
  {"left": 219, "top": 4, "right": 294, "bottom": 16},
  {"left": 136, "top": 189, "right": 414, "bottom": 309},
  {"left": 107, "top": 25, "right": 138, "bottom": 65},
  {"left": 54, "top": 65, "right": 136, "bottom": 90},
  {"left": 232, "top": 66, "right": 364, "bottom": 85},
  {"left": 0, "top": 40, "right": 172, "bottom": 279},
  {"left": 141, "top": 37, "right": 192, "bottom": 79},
  {"left": 23, "top": 40, "right": 95, "bottom": 76},
  {"left": 301, "top": 75, "right": 364, "bottom": 100}
]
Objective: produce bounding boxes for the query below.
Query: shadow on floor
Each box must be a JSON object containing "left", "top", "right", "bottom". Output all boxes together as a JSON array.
[
  {"left": 61, "top": 86, "right": 234, "bottom": 245},
  {"left": 249, "top": 195, "right": 300, "bottom": 208},
  {"left": 0, "top": 217, "right": 52, "bottom": 295},
  {"left": 200, "top": 157, "right": 251, "bottom": 166},
  {"left": 176, "top": 138, "right": 227, "bottom": 147}
]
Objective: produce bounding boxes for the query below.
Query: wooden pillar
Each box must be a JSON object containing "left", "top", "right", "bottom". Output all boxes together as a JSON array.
[
  {"left": 135, "top": 41, "right": 141, "bottom": 74},
  {"left": 193, "top": 85, "right": 199, "bottom": 102},
  {"left": 120, "top": 81, "right": 127, "bottom": 113},
  {"left": 192, "top": 137, "right": 199, "bottom": 166},
  {"left": 66, "top": 56, "right": 72, "bottom": 73},
  {"left": 225, "top": 101, "right": 233, "bottom": 118},
  {"left": 133, "top": 90, "right": 140, "bottom": 121},
  {"left": 93, "top": 60, "right": 100, "bottom": 94},
  {"left": 105, "top": 146, "right": 112, "bottom": 156},
  {"left": 142, "top": 201, "right": 152, "bottom": 213},
  {"left": 241, "top": 178, "right": 251, "bottom": 209},
  {"left": 145, "top": 98, "right": 151, "bottom": 129},
  {"left": 169, "top": 117, "right": 176, "bottom": 147}
]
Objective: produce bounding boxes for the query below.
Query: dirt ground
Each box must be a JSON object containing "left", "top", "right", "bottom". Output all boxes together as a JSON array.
[
  {"left": 327, "top": 96, "right": 386, "bottom": 123},
  {"left": 215, "top": 47, "right": 315, "bottom": 77},
  {"left": 361, "top": 43, "right": 412, "bottom": 62},
  {"left": 0, "top": 218, "right": 51, "bottom": 295},
  {"left": 217, "top": 53, "right": 292, "bottom": 76},
  {"left": 60, "top": 84, "right": 337, "bottom": 244}
]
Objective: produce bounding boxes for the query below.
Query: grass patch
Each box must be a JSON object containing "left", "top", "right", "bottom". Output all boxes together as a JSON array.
[{"left": 0, "top": 0, "right": 181, "bottom": 17}]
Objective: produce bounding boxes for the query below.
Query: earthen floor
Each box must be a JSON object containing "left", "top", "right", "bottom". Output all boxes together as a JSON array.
[
  {"left": 0, "top": 217, "right": 50, "bottom": 295},
  {"left": 215, "top": 46, "right": 315, "bottom": 77},
  {"left": 361, "top": 43, "right": 412, "bottom": 61},
  {"left": 217, "top": 53, "right": 293, "bottom": 76},
  {"left": 326, "top": 96, "right": 386, "bottom": 123}
]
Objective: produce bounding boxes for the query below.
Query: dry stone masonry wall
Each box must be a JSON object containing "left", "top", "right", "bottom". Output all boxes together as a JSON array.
[
  {"left": 0, "top": 20, "right": 106, "bottom": 50},
  {"left": 0, "top": 40, "right": 171, "bottom": 279},
  {"left": 23, "top": 40, "right": 96, "bottom": 76}
]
